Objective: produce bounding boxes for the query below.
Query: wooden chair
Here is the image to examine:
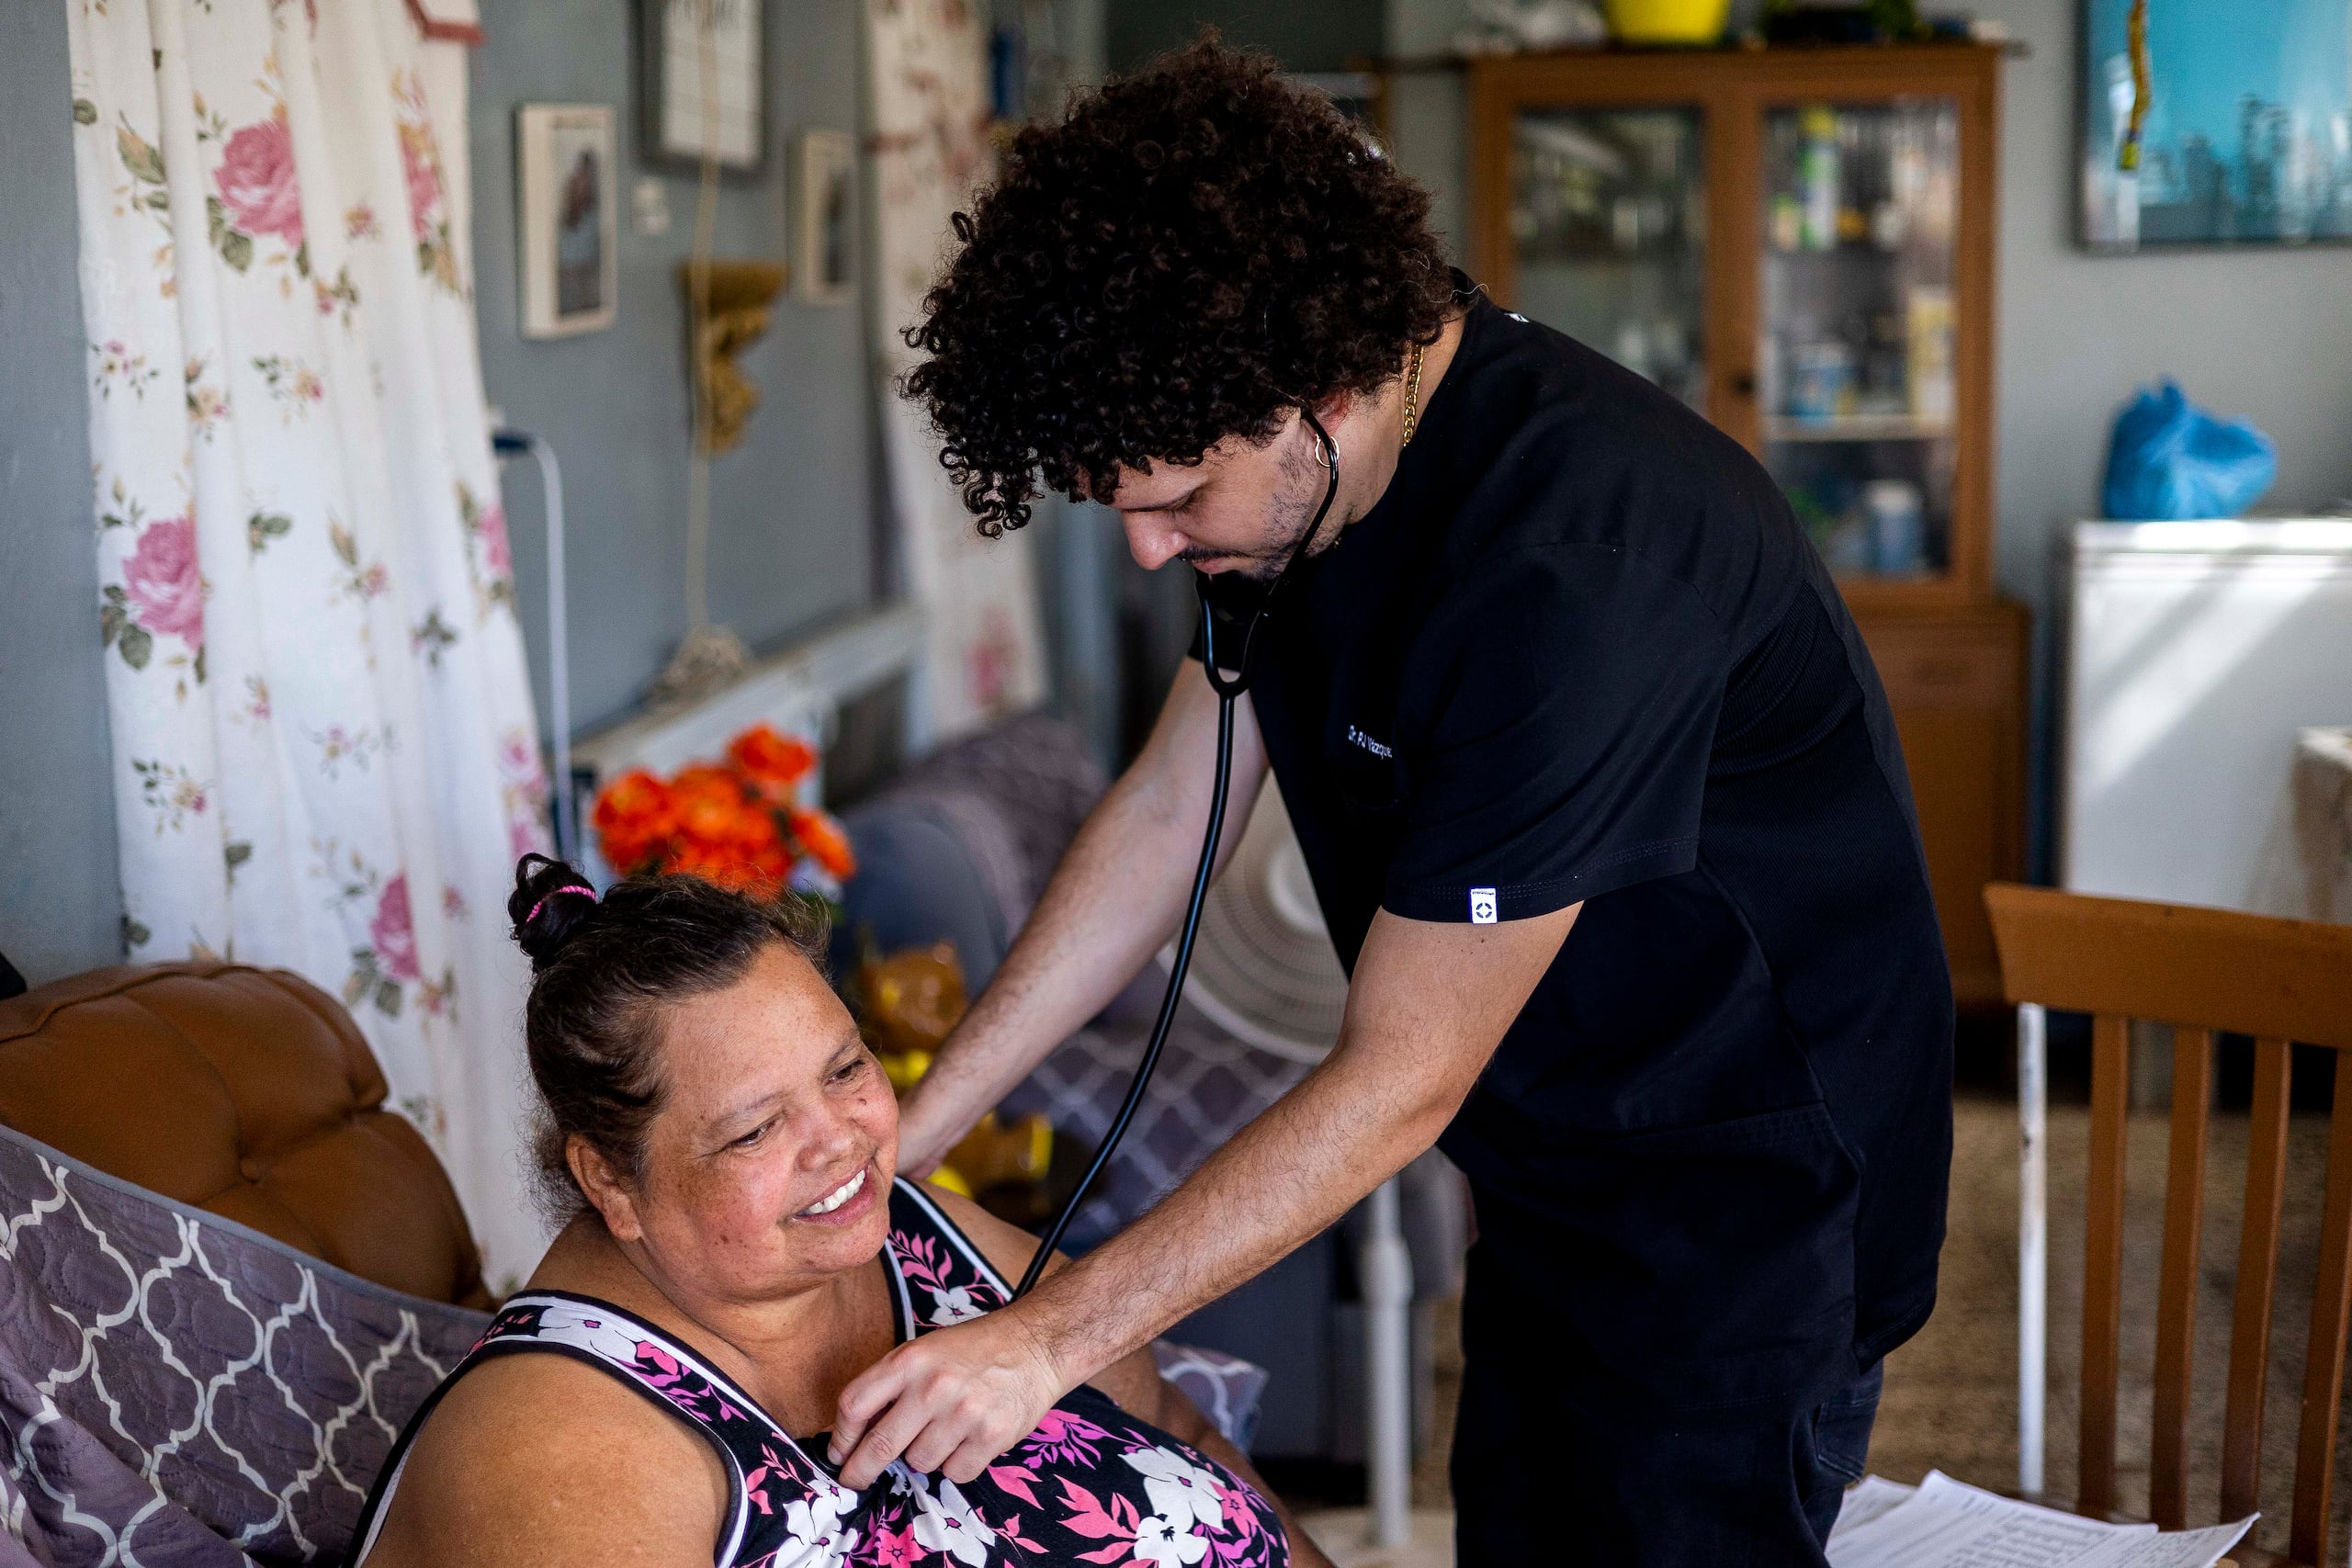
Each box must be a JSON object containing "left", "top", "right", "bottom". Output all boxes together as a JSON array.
[{"left": 1985, "top": 883, "right": 2352, "bottom": 1564}]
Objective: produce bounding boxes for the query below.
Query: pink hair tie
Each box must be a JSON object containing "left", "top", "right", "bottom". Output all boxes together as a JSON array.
[{"left": 526, "top": 884, "right": 598, "bottom": 925}]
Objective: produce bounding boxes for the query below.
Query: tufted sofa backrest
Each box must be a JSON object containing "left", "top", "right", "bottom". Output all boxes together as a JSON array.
[{"left": 0, "top": 961, "right": 490, "bottom": 1309}]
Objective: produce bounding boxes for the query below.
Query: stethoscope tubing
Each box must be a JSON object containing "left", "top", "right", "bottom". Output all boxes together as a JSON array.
[
  {"left": 1012, "top": 687, "right": 1239, "bottom": 1296},
  {"left": 1013, "top": 410, "right": 1341, "bottom": 1300}
]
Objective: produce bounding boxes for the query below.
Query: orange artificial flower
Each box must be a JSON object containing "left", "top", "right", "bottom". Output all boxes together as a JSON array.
[
  {"left": 668, "top": 764, "right": 753, "bottom": 849},
  {"left": 682, "top": 790, "right": 792, "bottom": 892},
  {"left": 728, "top": 724, "right": 818, "bottom": 802},
  {"left": 591, "top": 767, "right": 678, "bottom": 874},
  {"left": 671, "top": 843, "right": 786, "bottom": 897},
  {"left": 788, "top": 807, "right": 857, "bottom": 881},
  {"left": 732, "top": 800, "right": 790, "bottom": 858},
  {"left": 593, "top": 728, "right": 852, "bottom": 897}
]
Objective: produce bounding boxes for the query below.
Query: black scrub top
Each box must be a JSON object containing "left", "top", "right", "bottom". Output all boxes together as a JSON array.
[{"left": 1201, "top": 293, "right": 1953, "bottom": 1411}]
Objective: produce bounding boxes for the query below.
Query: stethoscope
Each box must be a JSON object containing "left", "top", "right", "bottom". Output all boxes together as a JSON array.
[{"left": 1014, "top": 410, "right": 1343, "bottom": 1297}]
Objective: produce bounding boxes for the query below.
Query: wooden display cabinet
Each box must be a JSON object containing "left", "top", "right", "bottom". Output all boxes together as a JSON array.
[
  {"left": 1853, "top": 601, "right": 2028, "bottom": 1008},
  {"left": 1467, "top": 44, "right": 2026, "bottom": 1007}
]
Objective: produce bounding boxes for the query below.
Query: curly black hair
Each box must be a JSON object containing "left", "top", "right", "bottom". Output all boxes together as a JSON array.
[{"left": 902, "top": 39, "right": 1457, "bottom": 536}]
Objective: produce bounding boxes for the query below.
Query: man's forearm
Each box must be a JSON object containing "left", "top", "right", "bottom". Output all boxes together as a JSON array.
[{"left": 1019, "top": 1025, "right": 1455, "bottom": 1385}]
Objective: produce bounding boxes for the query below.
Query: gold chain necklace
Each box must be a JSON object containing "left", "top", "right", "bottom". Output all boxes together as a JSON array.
[{"left": 1400, "top": 340, "right": 1427, "bottom": 448}]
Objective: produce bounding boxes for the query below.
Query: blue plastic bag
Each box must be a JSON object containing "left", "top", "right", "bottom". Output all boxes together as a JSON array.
[{"left": 2100, "top": 378, "right": 2277, "bottom": 521}]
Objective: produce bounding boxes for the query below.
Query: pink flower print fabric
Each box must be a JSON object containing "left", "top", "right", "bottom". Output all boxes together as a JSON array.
[
  {"left": 122, "top": 515, "right": 204, "bottom": 648},
  {"left": 353, "top": 1180, "right": 1289, "bottom": 1568},
  {"left": 397, "top": 116, "right": 441, "bottom": 244},
  {"left": 888, "top": 1227, "right": 1003, "bottom": 1328},
  {"left": 368, "top": 874, "right": 421, "bottom": 983},
  {"left": 212, "top": 114, "right": 305, "bottom": 246},
  {"left": 476, "top": 501, "right": 513, "bottom": 579}
]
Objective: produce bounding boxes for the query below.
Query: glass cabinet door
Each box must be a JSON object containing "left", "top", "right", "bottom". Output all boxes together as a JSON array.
[
  {"left": 1508, "top": 107, "right": 1708, "bottom": 412},
  {"left": 1758, "top": 98, "right": 1961, "bottom": 581}
]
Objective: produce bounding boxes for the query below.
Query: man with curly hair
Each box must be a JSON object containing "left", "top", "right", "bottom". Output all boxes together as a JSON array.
[{"left": 831, "top": 41, "right": 1952, "bottom": 1563}]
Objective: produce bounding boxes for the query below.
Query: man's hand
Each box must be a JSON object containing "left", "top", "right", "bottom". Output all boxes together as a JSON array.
[{"left": 830, "top": 1306, "right": 1065, "bottom": 1487}]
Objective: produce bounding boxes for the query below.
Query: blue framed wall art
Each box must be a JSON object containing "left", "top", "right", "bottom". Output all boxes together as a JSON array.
[{"left": 2081, "top": 0, "right": 2352, "bottom": 248}]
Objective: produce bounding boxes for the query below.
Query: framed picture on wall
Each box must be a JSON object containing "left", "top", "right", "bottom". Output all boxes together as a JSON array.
[
  {"left": 795, "top": 130, "right": 856, "bottom": 305},
  {"left": 518, "top": 105, "right": 619, "bottom": 337},
  {"left": 2080, "top": 0, "right": 2352, "bottom": 249},
  {"left": 639, "top": 0, "right": 767, "bottom": 175}
]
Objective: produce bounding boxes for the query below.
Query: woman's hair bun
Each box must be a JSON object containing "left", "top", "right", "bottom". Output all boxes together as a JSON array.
[{"left": 509, "top": 853, "right": 601, "bottom": 973}]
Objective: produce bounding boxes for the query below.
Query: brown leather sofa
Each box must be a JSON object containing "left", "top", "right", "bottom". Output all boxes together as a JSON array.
[{"left": 0, "top": 960, "right": 490, "bottom": 1309}]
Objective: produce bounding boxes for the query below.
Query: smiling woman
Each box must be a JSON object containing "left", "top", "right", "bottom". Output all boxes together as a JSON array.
[{"left": 345, "top": 857, "right": 1323, "bottom": 1568}]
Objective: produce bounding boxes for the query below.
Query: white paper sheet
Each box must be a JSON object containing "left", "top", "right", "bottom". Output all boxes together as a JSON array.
[
  {"left": 1832, "top": 1475, "right": 1921, "bottom": 1540},
  {"left": 2075, "top": 1520, "right": 2259, "bottom": 1568},
  {"left": 1826, "top": 1472, "right": 2254, "bottom": 1568}
]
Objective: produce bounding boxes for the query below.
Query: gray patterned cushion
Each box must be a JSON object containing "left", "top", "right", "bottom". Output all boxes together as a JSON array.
[
  {"left": 0, "top": 1121, "right": 487, "bottom": 1565},
  {"left": 1149, "top": 1341, "right": 1270, "bottom": 1455}
]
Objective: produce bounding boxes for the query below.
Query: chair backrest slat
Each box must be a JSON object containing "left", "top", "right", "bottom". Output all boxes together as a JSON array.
[
  {"left": 2081, "top": 1011, "right": 2132, "bottom": 1519},
  {"left": 2291, "top": 1065, "right": 2352, "bottom": 1562},
  {"left": 1986, "top": 884, "right": 2352, "bottom": 1561},
  {"left": 2151, "top": 1028, "right": 2215, "bottom": 1529},
  {"left": 2220, "top": 1037, "right": 2294, "bottom": 1523}
]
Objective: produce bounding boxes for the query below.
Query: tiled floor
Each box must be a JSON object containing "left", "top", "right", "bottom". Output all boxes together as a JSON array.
[{"left": 1295, "top": 1508, "right": 1456, "bottom": 1568}]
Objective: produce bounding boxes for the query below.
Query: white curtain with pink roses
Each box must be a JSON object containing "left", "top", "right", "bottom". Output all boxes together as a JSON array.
[{"left": 65, "top": 0, "right": 549, "bottom": 1287}]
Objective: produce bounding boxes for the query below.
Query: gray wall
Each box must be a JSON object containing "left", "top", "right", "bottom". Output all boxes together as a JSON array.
[
  {"left": 470, "top": 0, "right": 877, "bottom": 736},
  {"left": 0, "top": 0, "right": 124, "bottom": 985}
]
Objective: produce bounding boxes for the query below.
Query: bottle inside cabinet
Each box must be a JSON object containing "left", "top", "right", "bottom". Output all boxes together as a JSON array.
[
  {"left": 1759, "top": 98, "right": 1961, "bottom": 581},
  {"left": 1508, "top": 107, "right": 1709, "bottom": 412}
]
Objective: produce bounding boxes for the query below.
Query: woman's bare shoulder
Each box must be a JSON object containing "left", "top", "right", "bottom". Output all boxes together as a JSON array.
[{"left": 360, "top": 1350, "right": 727, "bottom": 1568}]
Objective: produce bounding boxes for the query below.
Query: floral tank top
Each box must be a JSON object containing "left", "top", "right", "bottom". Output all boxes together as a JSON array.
[{"left": 349, "top": 1179, "right": 1290, "bottom": 1568}]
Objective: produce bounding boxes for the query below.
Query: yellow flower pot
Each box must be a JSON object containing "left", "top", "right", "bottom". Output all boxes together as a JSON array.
[{"left": 1605, "top": 0, "right": 1732, "bottom": 44}]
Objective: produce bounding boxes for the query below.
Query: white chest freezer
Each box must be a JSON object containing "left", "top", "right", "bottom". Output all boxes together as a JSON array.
[{"left": 2061, "top": 520, "right": 2352, "bottom": 915}]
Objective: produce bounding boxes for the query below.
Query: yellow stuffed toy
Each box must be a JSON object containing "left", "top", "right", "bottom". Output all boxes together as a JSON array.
[{"left": 848, "top": 941, "right": 1052, "bottom": 1205}]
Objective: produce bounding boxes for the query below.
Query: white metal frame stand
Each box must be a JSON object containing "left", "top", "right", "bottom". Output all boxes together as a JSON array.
[
  {"left": 2018, "top": 1001, "right": 2048, "bottom": 1497},
  {"left": 1361, "top": 1176, "right": 1415, "bottom": 1549},
  {"left": 492, "top": 429, "right": 574, "bottom": 858}
]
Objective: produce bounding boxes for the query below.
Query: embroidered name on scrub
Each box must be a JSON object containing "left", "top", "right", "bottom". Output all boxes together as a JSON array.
[
  {"left": 1469, "top": 887, "right": 1498, "bottom": 924},
  {"left": 1347, "top": 726, "right": 1394, "bottom": 759}
]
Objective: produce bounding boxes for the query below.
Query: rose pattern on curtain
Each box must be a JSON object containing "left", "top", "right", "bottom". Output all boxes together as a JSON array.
[
  {"left": 864, "top": 0, "right": 1049, "bottom": 747},
  {"left": 65, "top": 0, "right": 548, "bottom": 1287}
]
